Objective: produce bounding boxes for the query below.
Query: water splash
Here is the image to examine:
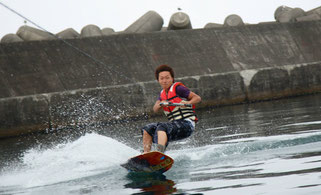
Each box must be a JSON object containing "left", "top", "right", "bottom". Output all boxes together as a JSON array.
[
  {"left": 49, "top": 92, "right": 137, "bottom": 132},
  {"left": 0, "top": 133, "right": 139, "bottom": 188}
]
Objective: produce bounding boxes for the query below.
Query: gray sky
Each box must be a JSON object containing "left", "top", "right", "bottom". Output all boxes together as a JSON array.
[{"left": 0, "top": 0, "right": 320, "bottom": 38}]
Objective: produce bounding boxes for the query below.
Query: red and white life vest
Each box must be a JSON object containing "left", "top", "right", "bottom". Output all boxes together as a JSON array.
[{"left": 160, "top": 82, "right": 197, "bottom": 122}]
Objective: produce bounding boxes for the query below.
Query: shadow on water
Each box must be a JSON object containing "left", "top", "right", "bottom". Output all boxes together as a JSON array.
[{"left": 125, "top": 172, "right": 177, "bottom": 194}]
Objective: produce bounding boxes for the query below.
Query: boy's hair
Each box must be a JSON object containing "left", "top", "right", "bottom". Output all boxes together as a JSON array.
[{"left": 155, "top": 64, "right": 175, "bottom": 80}]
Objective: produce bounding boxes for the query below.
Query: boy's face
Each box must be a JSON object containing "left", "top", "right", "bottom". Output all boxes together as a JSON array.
[{"left": 158, "top": 71, "right": 174, "bottom": 90}]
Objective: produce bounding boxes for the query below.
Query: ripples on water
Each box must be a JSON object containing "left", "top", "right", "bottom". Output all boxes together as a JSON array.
[{"left": 0, "top": 94, "right": 321, "bottom": 194}]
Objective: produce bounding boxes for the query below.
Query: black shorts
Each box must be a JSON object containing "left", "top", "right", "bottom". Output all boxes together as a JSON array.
[{"left": 142, "top": 119, "right": 194, "bottom": 145}]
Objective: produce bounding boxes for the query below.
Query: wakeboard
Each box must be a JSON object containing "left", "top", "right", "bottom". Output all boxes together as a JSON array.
[{"left": 121, "top": 151, "right": 174, "bottom": 174}]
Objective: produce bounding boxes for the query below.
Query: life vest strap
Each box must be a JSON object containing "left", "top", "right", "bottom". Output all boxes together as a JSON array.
[
  {"left": 165, "top": 108, "right": 194, "bottom": 116},
  {"left": 167, "top": 113, "right": 196, "bottom": 121},
  {"left": 165, "top": 108, "right": 196, "bottom": 121},
  {"left": 166, "top": 95, "right": 178, "bottom": 101}
]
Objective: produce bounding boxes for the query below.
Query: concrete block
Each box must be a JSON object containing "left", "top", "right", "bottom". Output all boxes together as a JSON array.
[
  {"left": 81, "top": 24, "right": 102, "bottom": 37},
  {"left": 224, "top": 14, "right": 244, "bottom": 27},
  {"left": 306, "top": 6, "right": 321, "bottom": 17},
  {"left": 204, "top": 23, "right": 223, "bottom": 29},
  {"left": 274, "top": 6, "right": 293, "bottom": 20},
  {"left": 247, "top": 69, "right": 291, "bottom": 100},
  {"left": 177, "top": 77, "right": 199, "bottom": 90},
  {"left": 276, "top": 7, "right": 306, "bottom": 23},
  {"left": 125, "top": 11, "right": 163, "bottom": 33},
  {"left": 56, "top": 28, "right": 80, "bottom": 39},
  {"left": 0, "top": 95, "right": 50, "bottom": 138},
  {"left": 0, "top": 76, "right": 13, "bottom": 98},
  {"left": 290, "top": 8, "right": 306, "bottom": 20},
  {"left": 168, "top": 12, "right": 192, "bottom": 30},
  {"left": 198, "top": 73, "right": 246, "bottom": 106},
  {"left": 296, "top": 13, "right": 321, "bottom": 22},
  {"left": 102, "top": 27, "right": 115, "bottom": 36},
  {"left": 290, "top": 63, "right": 321, "bottom": 93},
  {"left": 16, "top": 25, "right": 54, "bottom": 41},
  {"left": 1, "top": 33, "right": 23, "bottom": 43}
]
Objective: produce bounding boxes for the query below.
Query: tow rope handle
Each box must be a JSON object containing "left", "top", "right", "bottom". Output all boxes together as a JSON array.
[{"left": 160, "top": 102, "right": 192, "bottom": 108}]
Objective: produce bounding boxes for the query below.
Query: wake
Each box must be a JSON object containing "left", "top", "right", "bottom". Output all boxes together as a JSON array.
[{"left": 0, "top": 133, "right": 139, "bottom": 188}]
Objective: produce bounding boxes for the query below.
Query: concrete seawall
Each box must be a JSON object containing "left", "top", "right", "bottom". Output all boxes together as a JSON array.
[{"left": 1, "top": 20, "right": 321, "bottom": 138}]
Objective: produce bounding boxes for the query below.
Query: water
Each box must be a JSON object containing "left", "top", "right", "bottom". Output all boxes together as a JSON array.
[{"left": 1, "top": 94, "right": 321, "bottom": 194}]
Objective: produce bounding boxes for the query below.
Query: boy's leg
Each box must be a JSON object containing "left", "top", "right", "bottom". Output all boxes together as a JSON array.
[
  {"left": 141, "top": 123, "right": 158, "bottom": 153},
  {"left": 157, "top": 130, "right": 168, "bottom": 152},
  {"left": 143, "top": 130, "right": 152, "bottom": 153}
]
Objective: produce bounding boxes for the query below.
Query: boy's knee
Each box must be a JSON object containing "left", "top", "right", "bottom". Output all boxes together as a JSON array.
[
  {"left": 156, "top": 123, "right": 168, "bottom": 132},
  {"left": 142, "top": 129, "right": 149, "bottom": 136},
  {"left": 157, "top": 130, "right": 166, "bottom": 135}
]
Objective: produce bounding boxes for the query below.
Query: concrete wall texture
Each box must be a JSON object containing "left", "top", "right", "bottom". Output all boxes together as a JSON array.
[{"left": 1, "top": 20, "right": 321, "bottom": 138}]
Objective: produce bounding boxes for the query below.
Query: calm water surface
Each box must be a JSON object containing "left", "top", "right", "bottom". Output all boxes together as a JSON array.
[{"left": 1, "top": 94, "right": 321, "bottom": 194}]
